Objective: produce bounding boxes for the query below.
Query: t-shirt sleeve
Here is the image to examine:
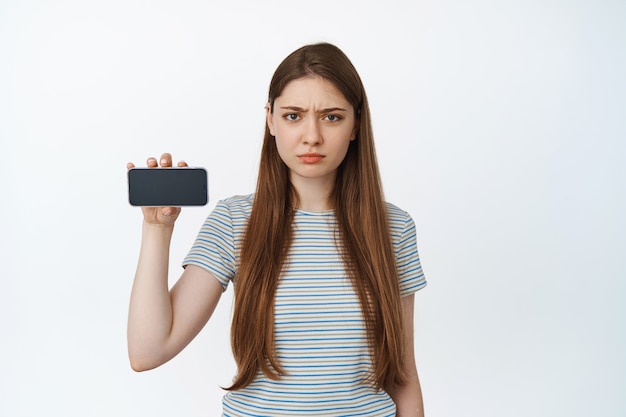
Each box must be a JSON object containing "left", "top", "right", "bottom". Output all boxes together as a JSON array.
[
  {"left": 395, "top": 211, "right": 427, "bottom": 296},
  {"left": 182, "top": 200, "right": 237, "bottom": 291}
]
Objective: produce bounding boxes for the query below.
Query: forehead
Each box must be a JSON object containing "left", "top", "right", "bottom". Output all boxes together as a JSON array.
[{"left": 275, "top": 77, "right": 350, "bottom": 106}]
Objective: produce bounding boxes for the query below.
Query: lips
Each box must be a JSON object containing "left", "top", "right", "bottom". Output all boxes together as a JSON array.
[{"left": 298, "top": 153, "right": 324, "bottom": 164}]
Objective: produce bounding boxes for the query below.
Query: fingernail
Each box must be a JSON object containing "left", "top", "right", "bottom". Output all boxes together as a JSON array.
[
  {"left": 161, "top": 159, "right": 167, "bottom": 164},
  {"left": 164, "top": 209, "right": 172, "bottom": 216}
]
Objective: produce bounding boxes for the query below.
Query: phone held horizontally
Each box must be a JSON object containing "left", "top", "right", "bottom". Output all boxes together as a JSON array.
[{"left": 128, "top": 167, "right": 208, "bottom": 207}]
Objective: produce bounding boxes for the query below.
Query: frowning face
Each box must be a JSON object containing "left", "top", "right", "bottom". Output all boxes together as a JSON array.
[{"left": 267, "top": 76, "right": 357, "bottom": 193}]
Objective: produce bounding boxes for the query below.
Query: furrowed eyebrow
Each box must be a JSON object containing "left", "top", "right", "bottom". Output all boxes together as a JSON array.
[{"left": 279, "top": 106, "right": 348, "bottom": 113}]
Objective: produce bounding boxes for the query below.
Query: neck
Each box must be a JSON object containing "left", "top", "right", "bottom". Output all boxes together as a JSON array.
[{"left": 290, "top": 174, "right": 335, "bottom": 212}]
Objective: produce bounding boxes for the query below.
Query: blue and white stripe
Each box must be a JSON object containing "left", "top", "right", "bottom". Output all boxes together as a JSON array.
[{"left": 183, "top": 194, "right": 426, "bottom": 416}]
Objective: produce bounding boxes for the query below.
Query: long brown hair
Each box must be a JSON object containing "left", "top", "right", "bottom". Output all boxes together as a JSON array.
[{"left": 227, "top": 42, "right": 406, "bottom": 391}]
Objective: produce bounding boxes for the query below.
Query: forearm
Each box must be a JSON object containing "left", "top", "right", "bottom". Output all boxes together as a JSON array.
[
  {"left": 127, "top": 221, "right": 176, "bottom": 370},
  {"left": 389, "top": 375, "right": 424, "bottom": 417},
  {"left": 390, "top": 294, "right": 424, "bottom": 416}
]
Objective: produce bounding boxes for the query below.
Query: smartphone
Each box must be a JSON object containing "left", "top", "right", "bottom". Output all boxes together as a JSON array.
[{"left": 128, "top": 167, "right": 208, "bottom": 206}]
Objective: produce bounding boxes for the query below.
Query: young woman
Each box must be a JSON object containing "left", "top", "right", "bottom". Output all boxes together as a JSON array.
[{"left": 127, "top": 42, "right": 427, "bottom": 417}]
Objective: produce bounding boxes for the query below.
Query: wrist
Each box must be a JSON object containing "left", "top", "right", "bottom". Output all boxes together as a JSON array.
[{"left": 142, "top": 220, "right": 175, "bottom": 240}]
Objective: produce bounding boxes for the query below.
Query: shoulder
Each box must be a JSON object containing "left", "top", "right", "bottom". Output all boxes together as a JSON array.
[
  {"left": 220, "top": 193, "right": 254, "bottom": 207},
  {"left": 215, "top": 194, "right": 255, "bottom": 215},
  {"left": 385, "top": 201, "right": 410, "bottom": 218},
  {"left": 385, "top": 202, "right": 427, "bottom": 292},
  {"left": 385, "top": 201, "right": 414, "bottom": 226},
  {"left": 200, "top": 194, "right": 254, "bottom": 230},
  {"left": 385, "top": 202, "right": 417, "bottom": 241}
]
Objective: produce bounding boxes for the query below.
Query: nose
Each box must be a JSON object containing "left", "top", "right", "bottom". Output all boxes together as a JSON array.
[{"left": 302, "top": 118, "right": 322, "bottom": 145}]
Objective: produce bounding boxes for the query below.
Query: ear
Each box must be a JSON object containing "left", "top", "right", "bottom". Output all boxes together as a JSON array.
[
  {"left": 266, "top": 103, "right": 275, "bottom": 136},
  {"left": 350, "top": 123, "right": 358, "bottom": 141}
]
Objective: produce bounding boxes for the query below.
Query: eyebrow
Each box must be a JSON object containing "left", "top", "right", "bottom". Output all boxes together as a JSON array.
[{"left": 279, "top": 106, "right": 348, "bottom": 113}]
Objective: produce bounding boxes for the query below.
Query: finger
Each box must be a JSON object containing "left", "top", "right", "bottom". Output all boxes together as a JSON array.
[
  {"left": 160, "top": 153, "right": 173, "bottom": 168},
  {"left": 177, "top": 160, "right": 188, "bottom": 167},
  {"left": 146, "top": 157, "right": 158, "bottom": 167},
  {"left": 161, "top": 206, "right": 180, "bottom": 216},
  {"left": 127, "top": 162, "right": 135, "bottom": 170}
]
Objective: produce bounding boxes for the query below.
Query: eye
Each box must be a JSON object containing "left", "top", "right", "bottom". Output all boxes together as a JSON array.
[
  {"left": 324, "top": 114, "right": 342, "bottom": 122},
  {"left": 284, "top": 113, "right": 300, "bottom": 121}
]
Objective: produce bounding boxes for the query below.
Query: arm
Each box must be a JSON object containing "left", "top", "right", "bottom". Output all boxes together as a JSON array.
[
  {"left": 388, "top": 293, "right": 425, "bottom": 417},
  {"left": 127, "top": 224, "right": 223, "bottom": 371},
  {"left": 126, "top": 153, "right": 224, "bottom": 371}
]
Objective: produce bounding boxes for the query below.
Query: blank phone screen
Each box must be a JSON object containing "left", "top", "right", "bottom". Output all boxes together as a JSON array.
[{"left": 128, "top": 168, "right": 208, "bottom": 206}]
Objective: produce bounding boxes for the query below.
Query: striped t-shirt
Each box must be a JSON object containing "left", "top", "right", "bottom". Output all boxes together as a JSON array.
[{"left": 183, "top": 194, "right": 426, "bottom": 416}]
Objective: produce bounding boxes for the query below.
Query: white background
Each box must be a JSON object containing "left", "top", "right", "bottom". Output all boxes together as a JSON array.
[{"left": 1, "top": 0, "right": 624, "bottom": 416}]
